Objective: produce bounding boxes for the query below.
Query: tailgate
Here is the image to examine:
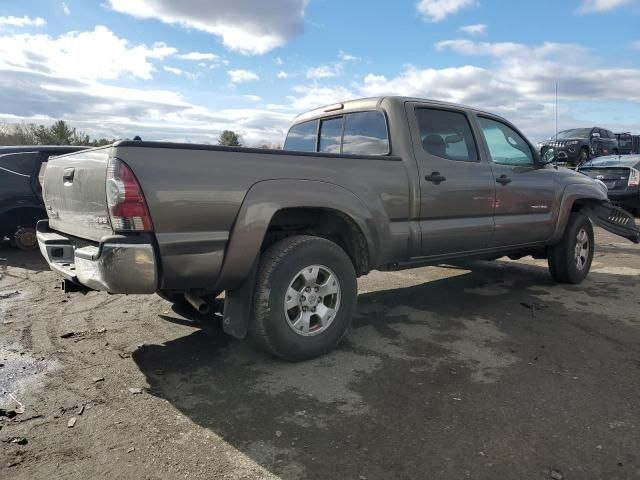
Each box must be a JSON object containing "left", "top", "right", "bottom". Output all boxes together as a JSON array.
[{"left": 43, "top": 147, "right": 113, "bottom": 241}]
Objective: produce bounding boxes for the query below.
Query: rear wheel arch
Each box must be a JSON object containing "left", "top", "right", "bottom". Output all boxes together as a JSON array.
[
  {"left": 262, "top": 207, "right": 370, "bottom": 276},
  {"left": 215, "top": 179, "right": 385, "bottom": 292}
]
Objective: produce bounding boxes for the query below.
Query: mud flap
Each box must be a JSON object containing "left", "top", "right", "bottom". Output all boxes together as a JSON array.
[
  {"left": 222, "top": 258, "right": 258, "bottom": 339},
  {"left": 585, "top": 202, "right": 640, "bottom": 244}
]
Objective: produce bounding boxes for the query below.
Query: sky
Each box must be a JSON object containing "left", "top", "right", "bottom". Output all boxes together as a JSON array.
[{"left": 1, "top": 0, "right": 640, "bottom": 146}]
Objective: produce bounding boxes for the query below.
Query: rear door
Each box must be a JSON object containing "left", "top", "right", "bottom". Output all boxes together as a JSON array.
[
  {"left": 406, "top": 103, "right": 496, "bottom": 256},
  {"left": 475, "top": 115, "right": 557, "bottom": 247},
  {"left": 43, "top": 147, "right": 113, "bottom": 241}
]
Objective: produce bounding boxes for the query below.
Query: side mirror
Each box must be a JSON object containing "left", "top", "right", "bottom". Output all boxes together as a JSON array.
[{"left": 541, "top": 146, "right": 557, "bottom": 165}]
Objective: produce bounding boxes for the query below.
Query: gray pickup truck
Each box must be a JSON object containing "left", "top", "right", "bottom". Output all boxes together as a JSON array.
[{"left": 37, "top": 97, "right": 639, "bottom": 361}]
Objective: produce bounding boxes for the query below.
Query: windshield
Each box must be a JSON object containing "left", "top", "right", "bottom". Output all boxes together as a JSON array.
[{"left": 554, "top": 128, "right": 591, "bottom": 140}]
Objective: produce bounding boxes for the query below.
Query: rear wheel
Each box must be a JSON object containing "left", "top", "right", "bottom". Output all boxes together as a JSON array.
[
  {"left": 13, "top": 227, "right": 37, "bottom": 250},
  {"left": 548, "top": 213, "right": 594, "bottom": 284},
  {"left": 251, "top": 235, "right": 357, "bottom": 361}
]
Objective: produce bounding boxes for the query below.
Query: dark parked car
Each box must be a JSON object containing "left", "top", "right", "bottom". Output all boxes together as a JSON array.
[
  {"left": 0, "top": 146, "right": 87, "bottom": 249},
  {"left": 615, "top": 133, "right": 634, "bottom": 155},
  {"left": 539, "top": 127, "right": 619, "bottom": 166},
  {"left": 578, "top": 155, "right": 640, "bottom": 215}
]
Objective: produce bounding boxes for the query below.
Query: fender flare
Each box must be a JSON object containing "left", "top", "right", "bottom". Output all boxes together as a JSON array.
[
  {"left": 550, "top": 183, "right": 608, "bottom": 244},
  {"left": 215, "top": 179, "right": 391, "bottom": 292}
]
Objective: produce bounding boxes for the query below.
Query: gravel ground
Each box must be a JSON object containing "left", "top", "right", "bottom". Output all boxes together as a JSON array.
[{"left": 0, "top": 228, "right": 639, "bottom": 479}]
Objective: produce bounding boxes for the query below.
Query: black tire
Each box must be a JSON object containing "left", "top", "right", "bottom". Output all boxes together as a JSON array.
[
  {"left": 548, "top": 213, "right": 594, "bottom": 284},
  {"left": 250, "top": 235, "right": 357, "bottom": 361},
  {"left": 13, "top": 227, "right": 37, "bottom": 250}
]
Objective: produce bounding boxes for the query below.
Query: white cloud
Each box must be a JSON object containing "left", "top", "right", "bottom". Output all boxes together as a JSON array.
[
  {"left": 227, "top": 69, "right": 259, "bottom": 83},
  {"left": 243, "top": 94, "right": 262, "bottom": 102},
  {"left": 0, "top": 16, "right": 46, "bottom": 27},
  {"left": 179, "top": 51, "right": 219, "bottom": 61},
  {"left": 277, "top": 71, "right": 289, "bottom": 79},
  {"left": 281, "top": 39, "right": 640, "bottom": 140},
  {"left": 458, "top": 23, "right": 487, "bottom": 35},
  {"left": 62, "top": 2, "right": 71, "bottom": 15},
  {"left": 338, "top": 51, "right": 359, "bottom": 62},
  {"left": 163, "top": 66, "right": 184, "bottom": 75},
  {"left": 306, "top": 64, "right": 341, "bottom": 79},
  {"left": 0, "top": 26, "right": 176, "bottom": 81},
  {"left": 275, "top": 56, "right": 284, "bottom": 65},
  {"left": 106, "top": 0, "right": 308, "bottom": 55},
  {"left": 417, "top": 0, "right": 476, "bottom": 22},
  {"left": 579, "top": 0, "right": 634, "bottom": 12}
]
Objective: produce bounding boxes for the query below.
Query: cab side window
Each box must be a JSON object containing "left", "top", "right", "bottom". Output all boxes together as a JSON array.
[
  {"left": 283, "top": 120, "right": 318, "bottom": 152},
  {"left": 319, "top": 116, "right": 343, "bottom": 153},
  {"left": 415, "top": 108, "right": 478, "bottom": 162},
  {"left": 478, "top": 117, "right": 533, "bottom": 166}
]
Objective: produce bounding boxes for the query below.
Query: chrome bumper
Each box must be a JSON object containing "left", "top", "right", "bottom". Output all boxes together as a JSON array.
[{"left": 36, "top": 221, "right": 158, "bottom": 294}]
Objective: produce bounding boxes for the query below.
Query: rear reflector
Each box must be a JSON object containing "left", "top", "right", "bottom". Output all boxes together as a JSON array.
[{"left": 106, "top": 158, "right": 153, "bottom": 232}]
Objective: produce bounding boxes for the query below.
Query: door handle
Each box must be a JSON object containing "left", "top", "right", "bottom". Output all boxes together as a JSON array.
[
  {"left": 496, "top": 174, "right": 512, "bottom": 185},
  {"left": 62, "top": 167, "right": 75, "bottom": 183},
  {"left": 425, "top": 172, "right": 446, "bottom": 184}
]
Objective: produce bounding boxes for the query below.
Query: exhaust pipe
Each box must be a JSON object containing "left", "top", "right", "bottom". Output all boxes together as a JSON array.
[{"left": 185, "top": 291, "right": 210, "bottom": 314}]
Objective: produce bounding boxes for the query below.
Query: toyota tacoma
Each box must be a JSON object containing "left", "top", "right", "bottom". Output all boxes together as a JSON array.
[{"left": 37, "top": 97, "right": 640, "bottom": 361}]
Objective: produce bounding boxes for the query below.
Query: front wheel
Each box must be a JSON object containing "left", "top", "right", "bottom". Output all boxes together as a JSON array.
[
  {"left": 251, "top": 235, "right": 357, "bottom": 361},
  {"left": 548, "top": 213, "right": 594, "bottom": 284}
]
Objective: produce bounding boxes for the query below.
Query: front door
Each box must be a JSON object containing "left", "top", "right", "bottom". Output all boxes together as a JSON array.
[
  {"left": 407, "top": 104, "right": 496, "bottom": 257},
  {"left": 475, "top": 115, "right": 557, "bottom": 247}
]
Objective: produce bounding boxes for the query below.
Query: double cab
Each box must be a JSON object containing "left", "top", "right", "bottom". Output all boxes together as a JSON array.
[{"left": 37, "top": 97, "right": 639, "bottom": 360}]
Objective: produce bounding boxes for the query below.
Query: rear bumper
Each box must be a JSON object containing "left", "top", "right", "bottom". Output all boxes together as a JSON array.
[{"left": 36, "top": 220, "right": 158, "bottom": 293}]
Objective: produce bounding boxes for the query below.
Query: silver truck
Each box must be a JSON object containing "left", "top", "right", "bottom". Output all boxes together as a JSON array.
[{"left": 37, "top": 97, "right": 639, "bottom": 361}]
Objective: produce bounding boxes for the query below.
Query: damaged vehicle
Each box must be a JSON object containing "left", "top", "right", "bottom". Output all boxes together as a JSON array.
[
  {"left": 0, "top": 146, "right": 87, "bottom": 249},
  {"left": 578, "top": 155, "right": 640, "bottom": 216},
  {"left": 36, "top": 97, "right": 640, "bottom": 360}
]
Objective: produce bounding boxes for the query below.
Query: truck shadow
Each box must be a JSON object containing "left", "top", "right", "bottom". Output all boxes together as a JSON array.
[
  {"left": 133, "top": 260, "right": 640, "bottom": 479},
  {"left": 0, "top": 245, "right": 48, "bottom": 273}
]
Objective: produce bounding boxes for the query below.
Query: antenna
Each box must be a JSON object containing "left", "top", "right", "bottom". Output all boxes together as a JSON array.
[{"left": 554, "top": 81, "right": 558, "bottom": 169}]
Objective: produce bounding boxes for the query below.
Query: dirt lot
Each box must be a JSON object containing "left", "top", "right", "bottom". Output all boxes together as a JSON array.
[{"left": 0, "top": 228, "right": 639, "bottom": 480}]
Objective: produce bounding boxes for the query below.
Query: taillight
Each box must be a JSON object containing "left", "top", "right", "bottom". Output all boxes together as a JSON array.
[
  {"left": 628, "top": 168, "right": 639, "bottom": 187},
  {"left": 106, "top": 158, "right": 153, "bottom": 232}
]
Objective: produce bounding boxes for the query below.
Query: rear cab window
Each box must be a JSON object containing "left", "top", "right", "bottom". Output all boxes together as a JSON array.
[{"left": 284, "top": 110, "right": 389, "bottom": 156}]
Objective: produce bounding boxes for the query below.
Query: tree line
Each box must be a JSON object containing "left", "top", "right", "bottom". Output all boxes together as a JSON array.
[
  {"left": 0, "top": 120, "right": 113, "bottom": 147},
  {"left": 0, "top": 120, "right": 280, "bottom": 149}
]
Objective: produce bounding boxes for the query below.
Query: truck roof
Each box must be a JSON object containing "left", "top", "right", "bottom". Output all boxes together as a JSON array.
[{"left": 293, "top": 96, "right": 494, "bottom": 124}]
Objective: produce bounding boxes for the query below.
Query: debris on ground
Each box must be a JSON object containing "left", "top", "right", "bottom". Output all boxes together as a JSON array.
[
  {"left": 77, "top": 405, "right": 85, "bottom": 415},
  {"left": 550, "top": 469, "right": 564, "bottom": 480},
  {"left": 127, "top": 447, "right": 135, "bottom": 453},
  {"left": 67, "top": 417, "right": 77, "bottom": 428},
  {"left": 0, "top": 291, "right": 19, "bottom": 300},
  {"left": 128, "top": 387, "right": 143, "bottom": 395},
  {"left": 92, "top": 376, "right": 105, "bottom": 383},
  {"left": 60, "top": 331, "right": 77, "bottom": 339},
  {"left": 275, "top": 430, "right": 282, "bottom": 438},
  {"left": 520, "top": 302, "right": 549, "bottom": 317},
  {"left": 9, "top": 437, "right": 28, "bottom": 445}
]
